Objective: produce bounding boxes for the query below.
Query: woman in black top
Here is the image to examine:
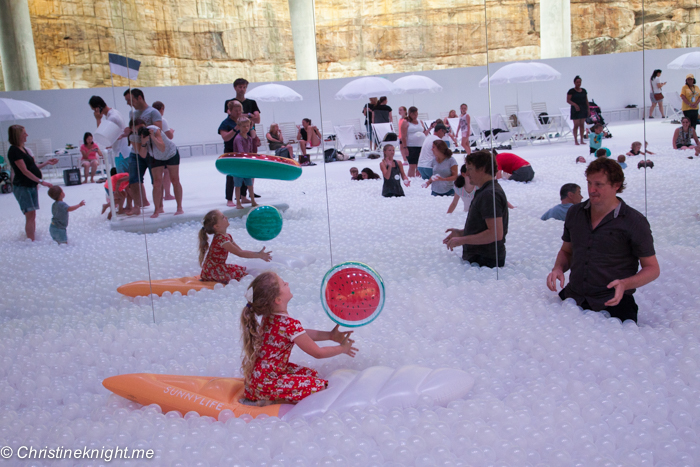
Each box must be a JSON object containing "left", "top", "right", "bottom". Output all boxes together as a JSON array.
[
  {"left": 373, "top": 96, "right": 393, "bottom": 125},
  {"left": 566, "top": 76, "right": 589, "bottom": 146},
  {"left": 7, "top": 125, "right": 58, "bottom": 241}
]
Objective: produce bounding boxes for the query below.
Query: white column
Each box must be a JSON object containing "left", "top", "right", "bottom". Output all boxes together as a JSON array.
[
  {"left": 287, "top": 0, "right": 319, "bottom": 80},
  {"left": 540, "top": 0, "right": 572, "bottom": 59},
  {"left": 0, "top": 0, "right": 41, "bottom": 90}
]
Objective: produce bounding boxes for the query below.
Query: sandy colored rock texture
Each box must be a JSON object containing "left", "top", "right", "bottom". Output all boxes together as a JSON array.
[{"left": 0, "top": 0, "right": 696, "bottom": 90}]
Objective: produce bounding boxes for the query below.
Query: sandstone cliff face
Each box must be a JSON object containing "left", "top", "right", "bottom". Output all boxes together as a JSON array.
[{"left": 0, "top": 0, "right": 696, "bottom": 90}]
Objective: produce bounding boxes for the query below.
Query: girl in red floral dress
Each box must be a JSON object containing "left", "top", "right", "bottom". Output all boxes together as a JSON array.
[
  {"left": 241, "top": 271, "right": 358, "bottom": 403},
  {"left": 198, "top": 210, "right": 272, "bottom": 284}
]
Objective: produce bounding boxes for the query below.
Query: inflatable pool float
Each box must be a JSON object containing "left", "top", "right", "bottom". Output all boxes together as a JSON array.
[
  {"left": 103, "top": 365, "right": 474, "bottom": 420},
  {"left": 117, "top": 255, "right": 316, "bottom": 298},
  {"left": 117, "top": 276, "right": 217, "bottom": 298},
  {"left": 215, "top": 153, "right": 302, "bottom": 181}
]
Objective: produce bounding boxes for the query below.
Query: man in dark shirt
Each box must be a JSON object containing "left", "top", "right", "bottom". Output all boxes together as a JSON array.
[
  {"left": 443, "top": 150, "right": 509, "bottom": 268},
  {"left": 223, "top": 78, "right": 260, "bottom": 125},
  {"left": 547, "top": 158, "right": 659, "bottom": 323}
]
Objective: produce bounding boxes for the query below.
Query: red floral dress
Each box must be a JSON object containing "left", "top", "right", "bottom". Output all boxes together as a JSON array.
[
  {"left": 200, "top": 233, "right": 247, "bottom": 284},
  {"left": 245, "top": 314, "right": 328, "bottom": 402}
]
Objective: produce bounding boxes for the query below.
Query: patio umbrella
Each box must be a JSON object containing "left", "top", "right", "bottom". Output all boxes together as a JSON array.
[
  {"left": 479, "top": 62, "right": 561, "bottom": 87},
  {"left": 667, "top": 51, "right": 700, "bottom": 70},
  {"left": 479, "top": 62, "right": 561, "bottom": 108},
  {"left": 392, "top": 75, "right": 443, "bottom": 94},
  {"left": 392, "top": 75, "right": 443, "bottom": 105},
  {"left": 245, "top": 84, "right": 303, "bottom": 122},
  {"left": 0, "top": 98, "right": 51, "bottom": 121},
  {"left": 334, "top": 76, "right": 396, "bottom": 100},
  {"left": 0, "top": 98, "right": 51, "bottom": 160}
]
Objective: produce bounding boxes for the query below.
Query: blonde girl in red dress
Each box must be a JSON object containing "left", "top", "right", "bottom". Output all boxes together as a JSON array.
[
  {"left": 241, "top": 271, "right": 358, "bottom": 403},
  {"left": 198, "top": 210, "right": 272, "bottom": 284}
]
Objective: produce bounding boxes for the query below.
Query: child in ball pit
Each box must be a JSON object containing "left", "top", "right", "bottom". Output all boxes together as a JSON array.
[
  {"left": 198, "top": 209, "right": 272, "bottom": 284},
  {"left": 241, "top": 271, "right": 357, "bottom": 403}
]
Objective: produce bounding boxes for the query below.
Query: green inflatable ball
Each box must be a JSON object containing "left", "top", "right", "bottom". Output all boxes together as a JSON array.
[{"left": 246, "top": 206, "right": 283, "bottom": 241}]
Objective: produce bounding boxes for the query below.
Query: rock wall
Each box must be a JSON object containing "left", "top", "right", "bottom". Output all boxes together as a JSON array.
[{"left": 0, "top": 0, "right": 697, "bottom": 90}]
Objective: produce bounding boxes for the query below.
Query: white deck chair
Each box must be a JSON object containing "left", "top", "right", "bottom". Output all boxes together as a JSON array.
[
  {"left": 490, "top": 114, "right": 514, "bottom": 146},
  {"left": 558, "top": 107, "right": 575, "bottom": 140},
  {"left": 278, "top": 122, "right": 298, "bottom": 143},
  {"left": 371, "top": 122, "right": 396, "bottom": 147},
  {"left": 517, "top": 111, "right": 551, "bottom": 144},
  {"left": 531, "top": 102, "right": 548, "bottom": 116},
  {"left": 321, "top": 120, "right": 334, "bottom": 138},
  {"left": 334, "top": 125, "right": 368, "bottom": 155},
  {"left": 505, "top": 105, "right": 520, "bottom": 131},
  {"left": 666, "top": 92, "right": 683, "bottom": 122}
]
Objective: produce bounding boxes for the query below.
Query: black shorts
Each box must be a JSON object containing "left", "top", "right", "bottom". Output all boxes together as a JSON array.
[
  {"left": 407, "top": 147, "right": 421, "bottom": 165},
  {"left": 590, "top": 146, "right": 598, "bottom": 154},
  {"left": 150, "top": 151, "right": 180, "bottom": 168},
  {"left": 559, "top": 289, "right": 639, "bottom": 323}
]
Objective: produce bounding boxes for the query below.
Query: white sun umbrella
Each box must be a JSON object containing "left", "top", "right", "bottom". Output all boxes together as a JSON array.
[
  {"left": 0, "top": 98, "right": 51, "bottom": 160},
  {"left": 0, "top": 98, "right": 51, "bottom": 121},
  {"left": 479, "top": 62, "right": 561, "bottom": 87},
  {"left": 479, "top": 62, "right": 561, "bottom": 108},
  {"left": 334, "top": 76, "right": 396, "bottom": 100},
  {"left": 245, "top": 83, "right": 303, "bottom": 122},
  {"left": 392, "top": 75, "right": 443, "bottom": 106},
  {"left": 667, "top": 51, "right": 700, "bottom": 70},
  {"left": 392, "top": 75, "right": 443, "bottom": 94}
]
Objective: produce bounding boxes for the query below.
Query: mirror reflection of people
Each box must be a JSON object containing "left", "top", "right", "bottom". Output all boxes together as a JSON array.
[
  {"left": 443, "top": 150, "right": 509, "bottom": 268},
  {"left": 541, "top": 183, "right": 582, "bottom": 221},
  {"left": 566, "top": 76, "right": 589, "bottom": 146},
  {"left": 546, "top": 158, "right": 659, "bottom": 324}
]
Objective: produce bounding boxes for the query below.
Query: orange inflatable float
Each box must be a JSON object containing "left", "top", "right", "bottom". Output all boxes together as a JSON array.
[
  {"left": 102, "top": 373, "right": 292, "bottom": 419},
  {"left": 117, "top": 276, "right": 218, "bottom": 298}
]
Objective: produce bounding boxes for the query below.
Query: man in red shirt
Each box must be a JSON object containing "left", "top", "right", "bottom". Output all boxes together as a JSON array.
[{"left": 494, "top": 150, "right": 535, "bottom": 182}]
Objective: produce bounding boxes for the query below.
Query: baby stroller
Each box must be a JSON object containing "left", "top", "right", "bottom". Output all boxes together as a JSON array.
[{"left": 586, "top": 100, "right": 613, "bottom": 138}]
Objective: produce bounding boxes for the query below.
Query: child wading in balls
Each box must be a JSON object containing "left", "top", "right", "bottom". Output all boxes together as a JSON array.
[
  {"left": 241, "top": 271, "right": 358, "bottom": 403},
  {"left": 48, "top": 186, "right": 85, "bottom": 244},
  {"left": 198, "top": 210, "right": 272, "bottom": 284}
]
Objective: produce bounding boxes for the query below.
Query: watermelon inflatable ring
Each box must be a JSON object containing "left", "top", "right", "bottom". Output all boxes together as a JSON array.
[
  {"left": 215, "top": 153, "right": 302, "bottom": 181},
  {"left": 321, "top": 262, "right": 385, "bottom": 328}
]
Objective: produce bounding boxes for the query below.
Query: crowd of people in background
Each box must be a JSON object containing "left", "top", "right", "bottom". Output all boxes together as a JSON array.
[{"left": 4, "top": 71, "right": 669, "bottom": 324}]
